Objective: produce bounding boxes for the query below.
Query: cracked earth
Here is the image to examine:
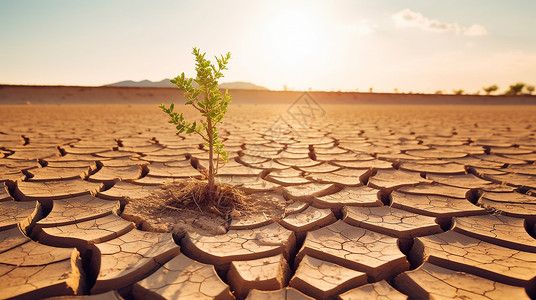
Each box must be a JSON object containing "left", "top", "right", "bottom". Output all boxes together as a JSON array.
[{"left": 1, "top": 104, "right": 536, "bottom": 299}]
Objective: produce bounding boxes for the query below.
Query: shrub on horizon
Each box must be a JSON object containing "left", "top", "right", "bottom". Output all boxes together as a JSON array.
[
  {"left": 483, "top": 84, "right": 498, "bottom": 95},
  {"left": 505, "top": 82, "right": 525, "bottom": 95},
  {"left": 527, "top": 85, "right": 534, "bottom": 95}
]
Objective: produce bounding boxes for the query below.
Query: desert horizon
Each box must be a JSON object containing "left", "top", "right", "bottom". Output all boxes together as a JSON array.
[
  {"left": 2, "top": 84, "right": 536, "bottom": 106},
  {"left": 2, "top": 79, "right": 535, "bottom": 95}
]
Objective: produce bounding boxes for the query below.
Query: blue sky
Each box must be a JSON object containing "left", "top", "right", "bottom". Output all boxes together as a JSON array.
[{"left": 1, "top": 0, "right": 535, "bottom": 93}]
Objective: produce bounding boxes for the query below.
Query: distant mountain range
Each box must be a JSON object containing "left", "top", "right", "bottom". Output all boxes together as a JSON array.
[{"left": 104, "top": 79, "right": 269, "bottom": 90}]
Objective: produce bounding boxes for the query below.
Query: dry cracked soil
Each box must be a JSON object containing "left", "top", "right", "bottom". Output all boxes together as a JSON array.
[{"left": 1, "top": 103, "right": 536, "bottom": 300}]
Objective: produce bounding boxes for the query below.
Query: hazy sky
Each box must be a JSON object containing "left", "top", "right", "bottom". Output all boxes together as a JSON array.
[{"left": 1, "top": 0, "right": 535, "bottom": 93}]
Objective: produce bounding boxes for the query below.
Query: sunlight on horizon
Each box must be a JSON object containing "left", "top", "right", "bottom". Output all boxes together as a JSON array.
[{"left": 0, "top": 1, "right": 535, "bottom": 93}]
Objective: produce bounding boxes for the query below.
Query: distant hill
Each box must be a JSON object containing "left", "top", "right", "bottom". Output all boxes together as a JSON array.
[
  {"left": 218, "top": 82, "right": 269, "bottom": 90},
  {"left": 104, "top": 79, "right": 269, "bottom": 90},
  {"left": 105, "top": 79, "right": 175, "bottom": 88}
]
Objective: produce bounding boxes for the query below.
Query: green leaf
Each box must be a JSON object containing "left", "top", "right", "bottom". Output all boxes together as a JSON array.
[{"left": 160, "top": 47, "right": 231, "bottom": 179}]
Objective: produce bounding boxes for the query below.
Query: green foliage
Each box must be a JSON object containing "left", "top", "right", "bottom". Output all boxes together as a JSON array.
[
  {"left": 159, "top": 47, "right": 232, "bottom": 184},
  {"left": 527, "top": 85, "right": 535, "bottom": 95},
  {"left": 505, "top": 82, "right": 525, "bottom": 95},
  {"left": 483, "top": 84, "right": 498, "bottom": 95},
  {"left": 452, "top": 89, "right": 464, "bottom": 95}
]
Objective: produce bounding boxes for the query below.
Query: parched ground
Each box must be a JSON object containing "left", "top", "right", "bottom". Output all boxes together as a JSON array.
[{"left": 1, "top": 103, "right": 536, "bottom": 299}]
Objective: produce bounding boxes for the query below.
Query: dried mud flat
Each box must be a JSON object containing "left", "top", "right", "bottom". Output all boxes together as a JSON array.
[{"left": 1, "top": 103, "right": 536, "bottom": 299}]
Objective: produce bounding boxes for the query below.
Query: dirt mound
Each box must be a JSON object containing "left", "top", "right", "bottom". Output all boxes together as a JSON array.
[{"left": 121, "top": 179, "right": 286, "bottom": 236}]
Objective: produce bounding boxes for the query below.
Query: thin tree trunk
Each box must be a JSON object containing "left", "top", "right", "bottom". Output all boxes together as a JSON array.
[{"left": 207, "top": 116, "right": 215, "bottom": 201}]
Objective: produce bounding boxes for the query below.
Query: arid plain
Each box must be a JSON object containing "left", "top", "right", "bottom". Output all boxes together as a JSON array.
[{"left": 1, "top": 87, "right": 536, "bottom": 299}]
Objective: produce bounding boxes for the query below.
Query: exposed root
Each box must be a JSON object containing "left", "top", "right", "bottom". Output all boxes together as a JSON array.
[
  {"left": 162, "top": 179, "right": 248, "bottom": 219},
  {"left": 121, "top": 178, "right": 286, "bottom": 236}
]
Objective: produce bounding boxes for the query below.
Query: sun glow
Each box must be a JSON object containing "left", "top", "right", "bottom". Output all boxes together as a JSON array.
[
  {"left": 256, "top": 5, "right": 358, "bottom": 91},
  {"left": 262, "top": 8, "right": 324, "bottom": 70}
]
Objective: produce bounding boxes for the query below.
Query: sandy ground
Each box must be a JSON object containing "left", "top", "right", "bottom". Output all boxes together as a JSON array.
[{"left": 1, "top": 101, "right": 536, "bottom": 299}]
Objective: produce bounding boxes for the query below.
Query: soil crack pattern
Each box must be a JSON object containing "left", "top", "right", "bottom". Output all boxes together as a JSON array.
[{"left": 1, "top": 104, "right": 536, "bottom": 299}]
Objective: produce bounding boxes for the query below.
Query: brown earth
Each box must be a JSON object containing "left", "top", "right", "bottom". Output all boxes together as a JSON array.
[{"left": 1, "top": 97, "right": 536, "bottom": 299}]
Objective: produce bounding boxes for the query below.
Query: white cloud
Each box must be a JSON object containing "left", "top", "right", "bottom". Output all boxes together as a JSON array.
[
  {"left": 392, "top": 9, "right": 488, "bottom": 36},
  {"left": 464, "top": 24, "right": 488, "bottom": 36}
]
